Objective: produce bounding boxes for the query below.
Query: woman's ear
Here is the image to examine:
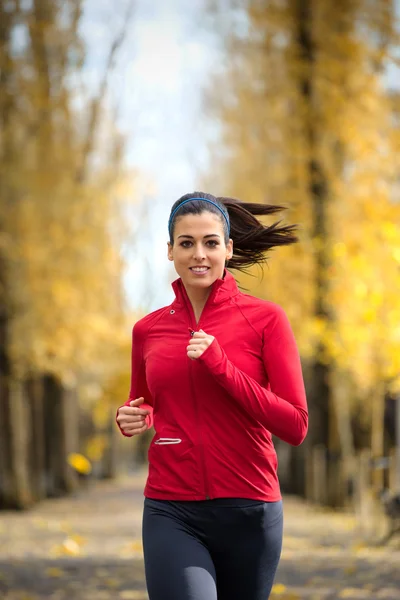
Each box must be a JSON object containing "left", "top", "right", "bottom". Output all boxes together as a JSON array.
[
  {"left": 226, "top": 238, "right": 233, "bottom": 261},
  {"left": 167, "top": 242, "right": 174, "bottom": 262}
]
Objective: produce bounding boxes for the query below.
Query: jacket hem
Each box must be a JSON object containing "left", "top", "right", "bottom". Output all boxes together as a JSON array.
[{"left": 144, "top": 487, "right": 282, "bottom": 503}]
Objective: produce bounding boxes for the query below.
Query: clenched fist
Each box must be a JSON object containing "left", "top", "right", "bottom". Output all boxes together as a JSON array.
[
  {"left": 187, "top": 329, "right": 215, "bottom": 360},
  {"left": 116, "top": 397, "right": 150, "bottom": 436}
]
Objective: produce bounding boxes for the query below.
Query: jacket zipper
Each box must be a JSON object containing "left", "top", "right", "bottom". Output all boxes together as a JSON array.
[{"left": 186, "top": 307, "right": 211, "bottom": 500}]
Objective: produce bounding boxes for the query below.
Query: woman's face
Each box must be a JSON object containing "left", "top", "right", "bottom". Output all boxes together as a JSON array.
[{"left": 168, "top": 211, "right": 233, "bottom": 290}]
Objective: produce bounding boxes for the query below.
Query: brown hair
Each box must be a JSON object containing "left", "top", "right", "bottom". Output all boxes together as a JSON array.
[{"left": 168, "top": 191, "right": 298, "bottom": 272}]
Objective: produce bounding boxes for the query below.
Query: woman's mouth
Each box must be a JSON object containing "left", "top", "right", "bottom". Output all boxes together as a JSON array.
[{"left": 189, "top": 267, "right": 210, "bottom": 275}]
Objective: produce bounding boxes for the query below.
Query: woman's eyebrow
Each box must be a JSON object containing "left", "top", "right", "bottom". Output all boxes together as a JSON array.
[{"left": 177, "top": 234, "right": 221, "bottom": 239}]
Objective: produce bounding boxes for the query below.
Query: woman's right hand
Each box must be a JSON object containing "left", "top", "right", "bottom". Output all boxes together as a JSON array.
[{"left": 116, "top": 397, "right": 150, "bottom": 436}]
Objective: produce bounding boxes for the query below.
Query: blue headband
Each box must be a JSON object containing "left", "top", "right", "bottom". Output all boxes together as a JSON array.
[{"left": 168, "top": 197, "right": 230, "bottom": 236}]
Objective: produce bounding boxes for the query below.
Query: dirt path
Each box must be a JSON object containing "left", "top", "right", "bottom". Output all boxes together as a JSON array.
[{"left": 0, "top": 474, "right": 399, "bottom": 599}]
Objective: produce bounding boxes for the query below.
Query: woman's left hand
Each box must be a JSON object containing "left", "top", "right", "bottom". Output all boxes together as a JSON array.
[{"left": 187, "top": 330, "right": 215, "bottom": 360}]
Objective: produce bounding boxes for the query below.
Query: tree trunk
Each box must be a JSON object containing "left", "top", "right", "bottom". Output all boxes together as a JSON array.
[
  {"left": 43, "top": 375, "right": 78, "bottom": 497},
  {"left": 331, "top": 372, "right": 357, "bottom": 505},
  {"left": 63, "top": 385, "right": 79, "bottom": 491},
  {"left": 8, "top": 379, "right": 34, "bottom": 508},
  {"left": 25, "top": 376, "right": 46, "bottom": 501},
  {"left": 294, "top": 0, "right": 331, "bottom": 453},
  {"left": 0, "top": 374, "right": 12, "bottom": 507},
  {"left": 371, "top": 382, "right": 386, "bottom": 494},
  {"left": 101, "top": 409, "right": 119, "bottom": 479},
  {"left": 0, "top": 374, "right": 35, "bottom": 509},
  {"left": 396, "top": 394, "right": 400, "bottom": 491},
  {"left": 0, "top": 0, "right": 35, "bottom": 510}
]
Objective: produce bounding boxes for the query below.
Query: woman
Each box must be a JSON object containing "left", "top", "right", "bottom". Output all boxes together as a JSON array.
[{"left": 116, "top": 192, "right": 308, "bottom": 600}]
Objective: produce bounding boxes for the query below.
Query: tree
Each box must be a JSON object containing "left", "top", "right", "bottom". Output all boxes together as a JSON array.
[{"left": 0, "top": 0, "right": 134, "bottom": 508}]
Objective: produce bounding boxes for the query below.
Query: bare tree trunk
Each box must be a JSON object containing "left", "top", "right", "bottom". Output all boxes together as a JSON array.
[
  {"left": 0, "top": 375, "right": 12, "bottom": 507},
  {"left": 293, "top": 0, "right": 331, "bottom": 452},
  {"left": 0, "top": 4, "right": 33, "bottom": 509},
  {"left": 0, "top": 1, "right": 13, "bottom": 509},
  {"left": 62, "top": 385, "right": 79, "bottom": 492},
  {"left": 101, "top": 409, "right": 119, "bottom": 479},
  {"left": 371, "top": 382, "right": 386, "bottom": 494},
  {"left": 396, "top": 394, "right": 400, "bottom": 490},
  {"left": 25, "top": 376, "right": 46, "bottom": 501},
  {"left": 331, "top": 372, "right": 356, "bottom": 505},
  {"left": 43, "top": 375, "right": 78, "bottom": 497},
  {"left": 0, "top": 375, "right": 35, "bottom": 509},
  {"left": 8, "top": 380, "right": 34, "bottom": 508}
]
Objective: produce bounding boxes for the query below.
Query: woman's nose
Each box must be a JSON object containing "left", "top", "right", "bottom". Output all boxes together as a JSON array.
[{"left": 193, "top": 244, "right": 206, "bottom": 261}]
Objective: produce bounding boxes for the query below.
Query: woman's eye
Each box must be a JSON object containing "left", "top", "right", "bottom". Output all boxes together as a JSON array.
[{"left": 179, "top": 240, "right": 219, "bottom": 248}]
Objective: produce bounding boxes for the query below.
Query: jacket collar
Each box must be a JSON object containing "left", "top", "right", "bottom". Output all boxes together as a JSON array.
[{"left": 171, "top": 269, "right": 239, "bottom": 308}]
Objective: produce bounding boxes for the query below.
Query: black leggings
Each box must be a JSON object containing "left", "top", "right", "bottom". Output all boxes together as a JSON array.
[{"left": 142, "top": 497, "right": 283, "bottom": 600}]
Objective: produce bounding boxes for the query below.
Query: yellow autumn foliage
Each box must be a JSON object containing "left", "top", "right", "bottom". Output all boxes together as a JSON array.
[
  {"left": 0, "top": 1, "right": 137, "bottom": 401},
  {"left": 205, "top": 0, "right": 400, "bottom": 400}
]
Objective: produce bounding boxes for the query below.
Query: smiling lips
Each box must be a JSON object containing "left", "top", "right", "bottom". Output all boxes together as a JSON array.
[{"left": 190, "top": 267, "right": 210, "bottom": 274}]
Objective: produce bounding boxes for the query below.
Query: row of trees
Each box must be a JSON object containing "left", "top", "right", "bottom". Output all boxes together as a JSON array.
[
  {"left": 0, "top": 0, "right": 135, "bottom": 508},
  {"left": 206, "top": 0, "right": 400, "bottom": 504}
]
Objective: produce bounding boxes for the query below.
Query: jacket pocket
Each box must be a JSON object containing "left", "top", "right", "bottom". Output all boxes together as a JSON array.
[{"left": 147, "top": 431, "right": 199, "bottom": 494}]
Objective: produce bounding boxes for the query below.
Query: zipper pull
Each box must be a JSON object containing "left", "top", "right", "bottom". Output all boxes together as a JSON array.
[{"left": 188, "top": 327, "right": 195, "bottom": 337}]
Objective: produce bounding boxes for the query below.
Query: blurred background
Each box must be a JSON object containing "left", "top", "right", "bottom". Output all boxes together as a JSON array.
[{"left": 0, "top": 0, "right": 399, "bottom": 539}]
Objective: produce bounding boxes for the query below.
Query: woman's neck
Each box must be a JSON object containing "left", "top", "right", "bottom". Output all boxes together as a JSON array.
[{"left": 185, "top": 285, "right": 212, "bottom": 324}]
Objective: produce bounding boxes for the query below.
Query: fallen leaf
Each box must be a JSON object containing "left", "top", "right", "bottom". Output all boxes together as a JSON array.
[
  {"left": 351, "top": 542, "right": 367, "bottom": 552},
  {"left": 271, "top": 583, "right": 287, "bottom": 595},
  {"left": 51, "top": 537, "right": 82, "bottom": 557},
  {"left": 69, "top": 534, "right": 87, "bottom": 546},
  {"left": 104, "top": 578, "right": 119, "bottom": 588},
  {"left": 45, "top": 567, "right": 65, "bottom": 578},
  {"left": 118, "top": 540, "right": 143, "bottom": 557},
  {"left": 129, "top": 540, "right": 143, "bottom": 552},
  {"left": 339, "top": 588, "right": 371, "bottom": 598},
  {"left": 67, "top": 453, "right": 92, "bottom": 475},
  {"left": 344, "top": 564, "right": 357, "bottom": 575}
]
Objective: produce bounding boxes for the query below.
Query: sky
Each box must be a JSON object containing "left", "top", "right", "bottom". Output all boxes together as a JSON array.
[{"left": 81, "top": 0, "right": 217, "bottom": 312}]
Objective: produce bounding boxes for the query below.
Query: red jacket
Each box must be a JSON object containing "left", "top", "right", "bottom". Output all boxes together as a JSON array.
[{"left": 118, "top": 270, "right": 308, "bottom": 502}]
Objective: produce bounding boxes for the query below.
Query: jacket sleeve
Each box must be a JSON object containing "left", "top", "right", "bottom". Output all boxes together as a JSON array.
[
  {"left": 198, "top": 307, "right": 308, "bottom": 446},
  {"left": 116, "top": 322, "right": 154, "bottom": 438}
]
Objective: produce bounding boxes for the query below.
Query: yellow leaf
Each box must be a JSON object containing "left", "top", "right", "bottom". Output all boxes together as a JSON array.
[
  {"left": 85, "top": 435, "right": 108, "bottom": 462},
  {"left": 118, "top": 540, "right": 143, "bottom": 557},
  {"left": 271, "top": 583, "right": 287, "bottom": 595},
  {"left": 67, "top": 452, "right": 92, "bottom": 475},
  {"left": 351, "top": 542, "right": 366, "bottom": 552},
  {"left": 339, "top": 588, "right": 371, "bottom": 598},
  {"left": 129, "top": 540, "right": 143, "bottom": 552},
  {"left": 52, "top": 537, "right": 83, "bottom": 557},
  {"left": 333, "top": 242, "right": 347, "bottom": 258},
  {"left": 63, "top": 539, "right": 81, "bottom": 556},
  {"left": 344, "top": 564, "right": 357, "bottom": 575},
  {"left": 69, "top": 534, "right": 87, "bottom": 547},
  {"left": 45, "top": 567, "right": 64, "bottom": 578}
]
